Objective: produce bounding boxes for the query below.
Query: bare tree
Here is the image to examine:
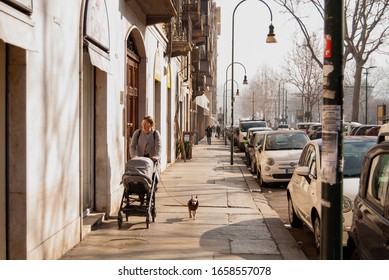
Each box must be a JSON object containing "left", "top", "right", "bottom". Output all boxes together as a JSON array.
[
  {"left": 345, "top": 0, "right": 389, "bottom": 121},
  {"left": 274, "top": 0, "right": 324, "bottom": 68},
  {"left": 236, "top": 65, "right": 279, "bottom": 125},
  {"left": 283, "top": 36, "right": 323, "bottom": 122},
  {"left": 274, "top": 0, "right": 389, "bottom": 122}
]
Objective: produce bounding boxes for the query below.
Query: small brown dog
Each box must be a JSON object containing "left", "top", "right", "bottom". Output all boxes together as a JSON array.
[{"left": 187, "top": 195, "right": 199, "bottom": 220}]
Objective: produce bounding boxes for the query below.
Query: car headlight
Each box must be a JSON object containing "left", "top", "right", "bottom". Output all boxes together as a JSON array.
[
  {"left": 343, "top": 196, "right": 352, "bottom": 213},
  {"left": 265, "top": 158, "right": 275, "bottom": 166}
]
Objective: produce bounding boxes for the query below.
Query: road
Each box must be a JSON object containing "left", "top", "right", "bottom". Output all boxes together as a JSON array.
[
  {"left": 239, "top": 153, "right": 319, "bottom": 260},
  {"left": 260, "top": 183, "right": 319, "bottom": 260}
]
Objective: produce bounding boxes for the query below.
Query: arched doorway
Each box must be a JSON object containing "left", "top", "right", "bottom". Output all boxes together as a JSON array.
[{"left": 125, "top": 35, "right": 140, "bottom": 161}]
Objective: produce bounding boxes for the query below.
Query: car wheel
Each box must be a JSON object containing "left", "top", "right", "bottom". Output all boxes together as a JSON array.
[
  {"left": 313, "top": 215, "right": 321, "bottom": 254},
  {"left": 247, "top": 156, "right": 251, "bottom": 167},
  {"left": 251, "top": 160, "right": 256, "bottom": 174},
  {"left": 288, "top": 196, "right": 303, "bottom": 228},
  {"left": 258, "top": 171, "right": 267, "bottom": 187}
]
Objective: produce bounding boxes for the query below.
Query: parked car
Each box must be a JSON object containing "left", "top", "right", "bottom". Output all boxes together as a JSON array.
[
  {"left": 295, "top": 122, "right": 321, "bottom": 135},
  {"left": 347, "top": 133, "right": 389, "bottom": 259},
  {"left": 244, "top": 127, "right": 273, "bottom": 157},
  {"left": 238, "top": 119, "right": 267, "bottom": 152},
  {"left": 343, "top": 121, "right": 361, "bottom": 136},
  {"left": 311, "top": 126, "right": 322, "bottom": 139},
  {"left": 354, "top": 125, "right": 381, "bottom": 136},
  {"left": 254, "top": 130, "right": 309, "bottom": 187},
  {"left": 350, "top": 125, "right": 362, "bottom": 135},
  {"left": 365, "top": 125, "right": 381, "bottom": 136},
  {"left": 276, "top": 123, "right": 291, "bottom": 130},
  {"left": 287, "top": 136, "right": 377, "bottom": 253},
  {"left": 307, "top": 124, "right": 322, "bottom": 139},
  {"left": 246, "top": 130, "right": 269, "bottom": 174}
]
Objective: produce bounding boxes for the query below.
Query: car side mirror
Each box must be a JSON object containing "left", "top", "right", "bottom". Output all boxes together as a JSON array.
[{"left": 295, "top": 166, "right": 310, "bottom": 176}]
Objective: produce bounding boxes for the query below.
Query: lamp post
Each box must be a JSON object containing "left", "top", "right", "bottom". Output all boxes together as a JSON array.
[
  {"left": 224, "top": 79, "right": 240, "bottom": 129},
  {"left": 230, "top": 0, "right": 276, "bottom": 165},
  {"left": 361, "top": 66, "right": 377, "bottom": 124},
  {"left": 224, "top": 62, "right": 248, "bottom": 145}
]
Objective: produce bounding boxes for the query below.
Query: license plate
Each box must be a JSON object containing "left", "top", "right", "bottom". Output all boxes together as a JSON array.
[{"left": 285, "top": 168, "right": 294, "bottom": 174}]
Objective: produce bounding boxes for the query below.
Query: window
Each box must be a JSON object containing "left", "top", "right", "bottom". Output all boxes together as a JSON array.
[
  {"left": 367, "top": 153, "right": 389, "bottom": 213},
  {"left": 306, "top": 147, "right": 317, "bottom": 179}
]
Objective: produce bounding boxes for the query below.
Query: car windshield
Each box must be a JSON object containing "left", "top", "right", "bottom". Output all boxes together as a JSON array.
[
  {"left": 343, "top": 140, "right": 376, "bottom": 177},
  {"left": 265, "top": 133, "right": 308, "bottom": 150}
]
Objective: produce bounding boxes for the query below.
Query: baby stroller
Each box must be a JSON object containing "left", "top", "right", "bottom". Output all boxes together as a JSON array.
[{"left": 118, "top": 157, "right": 158, "bottom": 229}]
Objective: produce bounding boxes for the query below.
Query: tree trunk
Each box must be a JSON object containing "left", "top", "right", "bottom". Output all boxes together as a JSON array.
[{"left": 351, "top": 66, "right": 363, "bottom": 122}]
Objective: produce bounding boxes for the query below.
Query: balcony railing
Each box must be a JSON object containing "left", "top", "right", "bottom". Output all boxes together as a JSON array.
[
  {"left": 183, "top": 0, "right": 200, "bottom": 24},
  {"left": 168, "top": 12, "right": 193, "bottom": 57},
  {"left": 134, "top": 0, "right": 178, "bottom": 25},
  {"left": 192, "top": 72, "right": 206, "bottom": 99}
]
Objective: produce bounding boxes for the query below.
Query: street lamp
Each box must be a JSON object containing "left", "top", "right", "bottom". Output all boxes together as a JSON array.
[
  {"left": 361, "top": 66, "right": 377, "bottom": 124},
  {"left": 224, "top": 62, "right": 248, "bottom": 145},
  {"left": 230, "top": 0, "right": 276, "bottom": 165},
  {"left": 224, "top": 79, "right": 240, "bottom": 127}
]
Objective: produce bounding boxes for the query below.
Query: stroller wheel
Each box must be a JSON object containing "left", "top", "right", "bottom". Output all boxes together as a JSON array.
[
  {"left": 117, "top": 216, "right": 123, "bottom": 229},
  {"left": 152, "top": 208, "right": 156, "bottom": 222}
]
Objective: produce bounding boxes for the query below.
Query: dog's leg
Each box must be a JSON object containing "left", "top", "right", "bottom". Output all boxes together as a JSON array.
[
  {"left": 188, "top": 209, "right": 192, "bottom": 219},
  {"left": 193, "top": 211, "right": 196, "bottom": 220}
]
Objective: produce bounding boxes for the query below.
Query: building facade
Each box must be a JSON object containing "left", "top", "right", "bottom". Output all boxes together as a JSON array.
[{"left": 0, "top": 0, "right": 219, "bottom": 259}]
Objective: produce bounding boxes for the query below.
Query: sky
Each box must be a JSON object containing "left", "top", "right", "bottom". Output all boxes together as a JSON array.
[{"left": 214, "top": 0, "right": 322, "bottom": 94}]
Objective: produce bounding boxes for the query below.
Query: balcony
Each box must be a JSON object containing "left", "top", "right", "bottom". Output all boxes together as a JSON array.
[
  {"left": 183, "top": 0, "right": 201, "bottom": 24},
  {"left": 192, "top": 13, "right": 206, "bottom": 45},
  {"left": 192, "top": 73, "right": 206, "bottom": 100},
  {"left": 134, "top": 0, "right": 178, "bottom": 25},
  {"left": 168, "top": 13, "right": 193, "bottom": 57}
]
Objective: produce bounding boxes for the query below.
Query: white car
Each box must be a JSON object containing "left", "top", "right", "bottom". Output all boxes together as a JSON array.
[
  {"left": 287, "top": 136, "right": 377, "bottom": 253},
  {"left": 246, "top": 130, "right": 269, "bottom": 174},
  {"left": 343, "top": 121, "right": 361, "bottom": 136},
  {"left": 244, "top": 127, "right": 273, "bottom": 158},
  {"left": 295, "top": 122, "right": 321, "bottom": 134},
  {"left": 254, "top": 130, "right": 309, "bottom": 187}
]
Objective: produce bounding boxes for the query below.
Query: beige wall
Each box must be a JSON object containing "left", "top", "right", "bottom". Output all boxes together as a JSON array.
[{"left": 1, "top": 0, "right": 184, "bottom": 259}]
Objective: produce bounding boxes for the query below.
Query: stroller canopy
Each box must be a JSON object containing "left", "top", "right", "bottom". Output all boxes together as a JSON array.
[{"left": 122, "top": 157, "right": 154, "bottom": 191}]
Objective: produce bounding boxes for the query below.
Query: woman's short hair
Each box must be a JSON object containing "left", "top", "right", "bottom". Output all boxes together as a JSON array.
[{"left": 143, "top": 115, "right": 154, "bottom": 126}]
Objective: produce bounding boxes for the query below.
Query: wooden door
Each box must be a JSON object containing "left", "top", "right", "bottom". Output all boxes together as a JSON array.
[{"left": 126, "top": 54, "right": 139, "bottom": 161}]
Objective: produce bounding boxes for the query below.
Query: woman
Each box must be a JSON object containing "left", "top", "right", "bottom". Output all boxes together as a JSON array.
[
  {"left": 129, "top": 116, "right": 161, "bottom": 204},
  {"left": 130, "top": 115, "right": 162, "bottom": 161}
]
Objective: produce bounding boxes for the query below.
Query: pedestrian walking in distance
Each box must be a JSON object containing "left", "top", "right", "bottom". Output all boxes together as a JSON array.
[{"left": 205, "top": 124, "right": 213, "bottom": 145}]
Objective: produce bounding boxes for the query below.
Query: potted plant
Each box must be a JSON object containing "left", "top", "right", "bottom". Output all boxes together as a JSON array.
[
  {"left": 176, "top": 140, "right": 182, "bottom": 159},
  {"left": 183, "top": 140, "right": 192, "bottom": 159}
]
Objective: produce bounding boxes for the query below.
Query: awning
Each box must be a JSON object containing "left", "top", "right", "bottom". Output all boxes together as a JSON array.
[
  {"left": 88, "top": 42, "right": 110, "bottom": 74},
  {"left": 0, "top": 2, "right": 37, "bottom": 52},
  {"left": 196, "top": 94, "right": 209, "bottom": 110}
]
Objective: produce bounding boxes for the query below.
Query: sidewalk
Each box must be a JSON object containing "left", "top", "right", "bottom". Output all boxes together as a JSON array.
[{"left": 61, "top": 137, "right": 306, "bottom": 260}]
